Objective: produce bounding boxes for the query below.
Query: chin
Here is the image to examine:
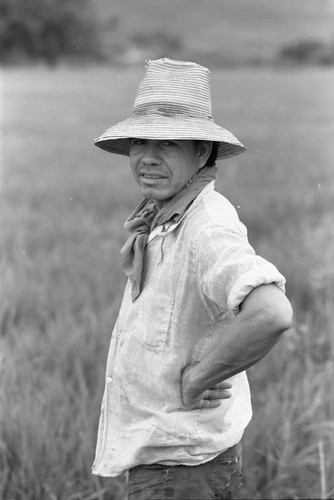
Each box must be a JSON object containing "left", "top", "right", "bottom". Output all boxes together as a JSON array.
[{"left": 141, "top": 188, "right": 170, "bottom": 202}]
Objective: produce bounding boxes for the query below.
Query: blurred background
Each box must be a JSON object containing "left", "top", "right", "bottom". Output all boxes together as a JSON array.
[
  {"left": 1, "top": 0, "right": 334, "bottom": 67},
  {"left": 1, "top": 1, "right": 334, "bottom": 499}
]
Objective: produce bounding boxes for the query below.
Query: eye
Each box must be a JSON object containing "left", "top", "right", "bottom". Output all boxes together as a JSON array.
[
  {"left": 162, "top": 140, "right": 177, "bottom": 147},
  {"left": 130, "top": 138, "right": 146, "bottom": 147}
]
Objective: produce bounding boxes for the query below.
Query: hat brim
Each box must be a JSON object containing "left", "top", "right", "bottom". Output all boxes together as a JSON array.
[{"left": 94, "top": 115, "right": 246, "bottom": 160}]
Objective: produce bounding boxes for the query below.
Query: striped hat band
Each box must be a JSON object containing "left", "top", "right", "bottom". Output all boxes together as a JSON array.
[{"left": 95, "top": 58, "right": 246, "bottom": 161}]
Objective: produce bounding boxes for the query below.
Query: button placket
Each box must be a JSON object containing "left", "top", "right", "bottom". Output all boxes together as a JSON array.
[{"left": 105, "top": 318, "right": 121, "bottom": 386}]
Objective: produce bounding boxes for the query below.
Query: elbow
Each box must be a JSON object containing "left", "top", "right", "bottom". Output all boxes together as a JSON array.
[
  {"left": 267, "top": 295, "right": 293, "bottom": 336},
  {"left": 240, "top": 284, "right": 293, "bottom": 337}
]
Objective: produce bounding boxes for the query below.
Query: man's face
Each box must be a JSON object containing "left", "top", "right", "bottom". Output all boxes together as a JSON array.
[{"left": 129, "top": 139, "right": 210, "bottom": 208}]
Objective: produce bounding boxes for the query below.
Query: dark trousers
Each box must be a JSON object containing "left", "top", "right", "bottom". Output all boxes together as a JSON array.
[{"left": 128, "top": 442, "right": 243, "bottom": 500}]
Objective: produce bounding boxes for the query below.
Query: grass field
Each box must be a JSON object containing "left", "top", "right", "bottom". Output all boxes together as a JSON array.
[{"left": 1, "top": 65, "right": 334, "bottom": 499}]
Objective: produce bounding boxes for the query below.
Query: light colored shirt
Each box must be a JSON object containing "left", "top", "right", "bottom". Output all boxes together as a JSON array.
[{"left": 92, "top": 182, "right": 286, "bottom": 477}]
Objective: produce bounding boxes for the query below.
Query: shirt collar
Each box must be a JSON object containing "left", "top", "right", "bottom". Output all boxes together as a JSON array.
[{"left": 148, "top": 181, "right": 215, "bottom": 243}]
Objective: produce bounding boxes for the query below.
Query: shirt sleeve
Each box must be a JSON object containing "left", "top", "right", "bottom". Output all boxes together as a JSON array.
[{"left": 195, "top": 222, "right": 286, "bottom": 321}]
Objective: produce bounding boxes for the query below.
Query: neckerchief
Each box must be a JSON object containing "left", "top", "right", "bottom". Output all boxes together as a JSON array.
[{"left": 121, "top": 165, "right": 217, "bottom": 301}]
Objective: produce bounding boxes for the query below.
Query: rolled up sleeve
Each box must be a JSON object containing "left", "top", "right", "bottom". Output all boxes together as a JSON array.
[{"left": 196, "top": 223, "right": 286, "bottom": 320}]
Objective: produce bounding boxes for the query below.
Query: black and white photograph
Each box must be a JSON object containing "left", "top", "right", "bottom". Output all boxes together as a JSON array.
[{"left": 1, "top": 1, "right": 333, "bottom": 499}]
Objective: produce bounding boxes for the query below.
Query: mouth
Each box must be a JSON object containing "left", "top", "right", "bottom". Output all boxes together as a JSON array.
[{"left": 139, "top": 173, "right": 167, "bottom": 181}]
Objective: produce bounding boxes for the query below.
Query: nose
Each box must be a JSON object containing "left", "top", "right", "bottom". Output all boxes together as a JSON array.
[{"left": 141, "top": 141, "right": 161, "bottom": 166}]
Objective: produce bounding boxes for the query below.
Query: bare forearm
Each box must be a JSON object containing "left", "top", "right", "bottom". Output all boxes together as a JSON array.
[
  {"left": 188, "top": 310, "right": 285, "bottom": 392},
  {"left": 181, "top": 284, "right": 293, "bottom": 404}
]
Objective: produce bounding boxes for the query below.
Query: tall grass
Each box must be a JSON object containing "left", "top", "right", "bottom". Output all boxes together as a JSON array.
[{"left": 1, "top": 66, "right": 334, "bottom": 499}]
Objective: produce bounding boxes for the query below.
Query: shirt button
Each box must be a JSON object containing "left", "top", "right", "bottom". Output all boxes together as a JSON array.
[
  {"left": 116, "top": 332, "right": 121, "bottom": 338},
  {"left": 106, "top": 376, "right": 113, "bottom": 383}
]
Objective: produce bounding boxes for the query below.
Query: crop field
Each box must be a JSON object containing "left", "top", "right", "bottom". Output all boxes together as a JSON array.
[{"left": 1, "top": 65, "right": 334, "bottom": 499}]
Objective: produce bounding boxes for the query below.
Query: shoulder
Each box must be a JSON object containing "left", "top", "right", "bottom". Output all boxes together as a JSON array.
[
  {"left": 202, "top": 189, "right": 240, "bottom": 222},
  {"left": 183, "top": 187, "right": 247, "bottom": 238}
]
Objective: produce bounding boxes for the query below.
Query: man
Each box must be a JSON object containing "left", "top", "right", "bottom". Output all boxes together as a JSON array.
[{"left": 92, "top": 58, "right": 293, "bottom": 500}]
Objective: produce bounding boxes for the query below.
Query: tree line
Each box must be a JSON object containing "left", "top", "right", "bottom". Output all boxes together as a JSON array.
[{"left": 0, "top": 0, "right": 102, "bottom": 65}]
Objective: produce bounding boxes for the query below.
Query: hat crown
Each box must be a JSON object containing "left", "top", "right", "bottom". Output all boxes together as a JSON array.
[
  {"left": 95, "top": 58, "right": 246, "bottom": 160},
  {"left": 133, "top": 58, "right": 213, "bottom": 120}
]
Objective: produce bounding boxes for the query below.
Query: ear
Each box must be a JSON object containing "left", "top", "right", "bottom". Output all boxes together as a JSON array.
[{"left": 197, "top": 141, "right": 212, "bottom": 168}]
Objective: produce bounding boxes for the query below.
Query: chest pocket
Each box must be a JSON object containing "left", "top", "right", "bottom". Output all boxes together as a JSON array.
[{"left": 134, "top": 285, "right": 173, "bottom": 352}]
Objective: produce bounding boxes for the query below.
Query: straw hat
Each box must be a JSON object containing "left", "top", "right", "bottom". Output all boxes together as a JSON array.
[{"left": 95, "top": 58, "right": 246, "bottom": 160}]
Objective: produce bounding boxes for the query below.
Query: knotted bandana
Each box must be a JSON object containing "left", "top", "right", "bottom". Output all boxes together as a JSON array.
[{"left": 121, "top": 165, "right": 217, "bottom": 301}]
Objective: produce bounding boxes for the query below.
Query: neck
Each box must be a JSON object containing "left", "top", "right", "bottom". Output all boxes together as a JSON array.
[{"left": 154, "top": 166, "right": 215, "bottom": 211}]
